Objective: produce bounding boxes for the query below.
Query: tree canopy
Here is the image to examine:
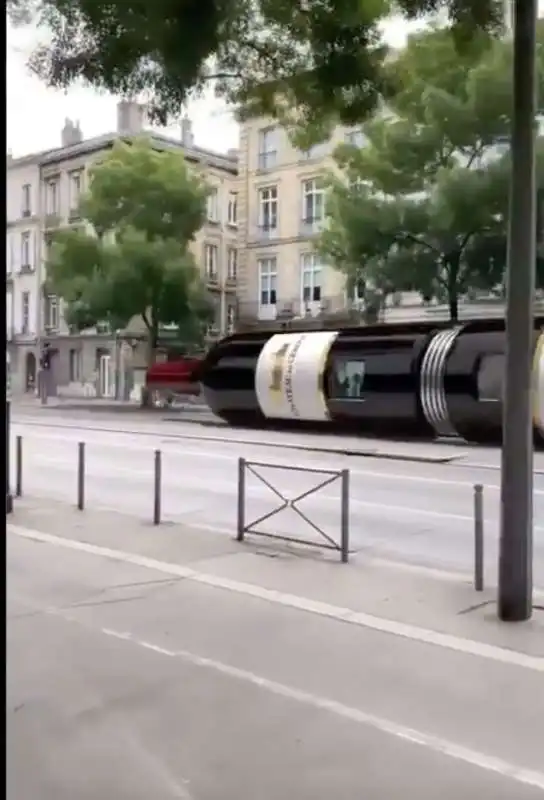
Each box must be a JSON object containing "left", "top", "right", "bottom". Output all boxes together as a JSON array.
[
  {"left": 318, "top": 24, "right": 544, "bottom": 321},
  {"left": 46, "top": 138, "right": 213, "bottom": 357},
  {"left": 8, "top": 0, "right": 505, "bottom": 128}
]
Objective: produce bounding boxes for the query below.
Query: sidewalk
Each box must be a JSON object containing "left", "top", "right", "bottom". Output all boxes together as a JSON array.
[
  {"left": 8, "top": 496, "right": 544, "bottom": 799},
  {"left": 8, "top": 496, "right": 544, "bottom": 656},
  {"left": 9, "top": 394, "right": 212, "bottom": 414}
]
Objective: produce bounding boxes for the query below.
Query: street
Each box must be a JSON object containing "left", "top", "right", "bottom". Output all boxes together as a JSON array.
[{"left": 9, "top": 409, "right": 544, "bottom": 586}]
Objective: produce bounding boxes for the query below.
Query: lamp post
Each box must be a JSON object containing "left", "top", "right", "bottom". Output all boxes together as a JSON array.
[
  {"left": 498, "top": 0, "right": 538, "bottom": 621},
  {"left": 6, "top": 352, "right": 13, "bottom": 514}
]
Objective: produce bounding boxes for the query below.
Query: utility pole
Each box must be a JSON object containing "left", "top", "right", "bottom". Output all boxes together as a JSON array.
[{"left": 498, "top": 0, "right": 538, "bottom": 622}]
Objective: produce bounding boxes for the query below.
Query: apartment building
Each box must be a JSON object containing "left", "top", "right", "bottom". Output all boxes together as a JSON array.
[
  {"left": 6, "top": 101, "right": 239, "bottom": 398},
  {"left": 234, "top": 117, "right": 423, "bottom": 329},
  {"left": 235, "top": 117, "right": 533, "bottom": 331},
  {"left": 235, "top": 118, "right": 358, "bottom": 330}
]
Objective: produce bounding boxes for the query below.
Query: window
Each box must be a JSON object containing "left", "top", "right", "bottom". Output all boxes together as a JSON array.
[
  {"left": 21, "top": 291, "right": 30, "bottom": 334},
  {"left": 204, "top": 244, "right": 218, "bottom": 279},
  {"left": 302, "top": 141, "right": 328, "bottom": 160},
  {"left": 20, "top": 231, "right": 30, "bottom": 269},
  {"left": 258, "top": 257, "right": 277, "bottom": 306},
  {"left": 43, "top": 234, "right": 53, "bottom": 263},
  {"left": 330, "top": 359, "right": 366, "bottom": 400},
  {"left": 345, "top": 129, "right": 366, "bottom": 148},
  {"left": 227, "top": 192, "right": 238, "bottom": 226},
  {"left": 206, "top": 188, "right": 219, "bottom": 222},
  {"left": 477, "top": 354, "right": 503, "bottom": 402},
  {"left": 300, "top": 252, "right": 322, "bottom": 304},
  {"left": 69, "top": 348, "right": 82, "bottom": 382},
  {"left": 46, "top": 179, "right": 59, "bottom": 215},
  {"left": 22, "top": 184, "right": 31, "bottom": 217},
  {"left": 349, "top": 175, "right": 366, "bottom": 191},
  {"left": 7, "top": 235, "right": 14, "bottom": 274},
  {"left": 69, "top": 171, "right": 82, "bottom": 211},
  {"left": 227, "top": 248, "right": 237, "bottom": 280},
  {"left": 226, "top": 304, "right": 236, "bottom": 333},
  {"left": 258, "top": 186, "right": 278, "bottom": 233},
  {"left": 352, "top": 277, "right": 366, "bottom": 305},
  {"left": 258, "top": 127, "right": 278, "bottom": 169},
  {"left": 302, "top": 178, "right": 325, "bottom": 225},
  {"left": 45, "top": 294, "right": 59, "bottom": 330}
]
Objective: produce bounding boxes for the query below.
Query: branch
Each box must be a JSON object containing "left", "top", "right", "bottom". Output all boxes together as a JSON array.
[
  {"left": 141, "top": 311, "right": 151, "bottom": 330},
  {"left": 458, "top": 229, "right": 478, "bottom": 252},
  {"left": 400, "top": 231, "right": 442, "bottom": 255}
]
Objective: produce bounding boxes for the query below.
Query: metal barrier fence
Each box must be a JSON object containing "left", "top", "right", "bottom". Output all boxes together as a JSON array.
[
  {"left": 236, "top": 457, "right": 351, "bottom": 563},
  {"left": 9, "top": 435, "right": 487, "bottom": 586}
]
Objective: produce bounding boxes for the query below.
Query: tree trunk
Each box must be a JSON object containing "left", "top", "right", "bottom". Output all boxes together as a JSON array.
[
  {"left": 448, "top": 293, "right": 459, "bottom": 322},
  {"left": 445, "top": 254, "right": 460, "bottom": 323},
  {"left": 140, "top": 314, "right": 159, "bottom": 408}
]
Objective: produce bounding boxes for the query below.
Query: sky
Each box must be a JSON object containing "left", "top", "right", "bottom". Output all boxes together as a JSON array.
[{"left": 6, "top": 7, "right": 523, "bottom": 160}]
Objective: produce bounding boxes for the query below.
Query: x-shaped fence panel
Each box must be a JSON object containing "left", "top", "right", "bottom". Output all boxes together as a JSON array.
[{"left": 236, "top": 457, "right": 351, "bottom": 563}]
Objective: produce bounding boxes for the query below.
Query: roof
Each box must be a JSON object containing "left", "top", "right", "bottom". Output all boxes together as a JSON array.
[{"left": 8, "top": 130, "right": 238, "bottom": 174}]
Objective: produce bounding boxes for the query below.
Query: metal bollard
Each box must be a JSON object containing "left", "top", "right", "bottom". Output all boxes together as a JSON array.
[
  {"left": 6, "top": 399, "right": 13, "bottom": 514},
  {"left": 77, "top": 442, "right": 85, "bottom": 510},
  {"left": 236, "top": 457, "right": 246, "bottom": 541},
  {"left": 474, "top": 484, "right": 484, "bottom": 592},
  {"left": 15, "top": 436, "right": 23, "bottom": 497},
  {"left": 340, "top": 469, "right": 350, "bottom": 563},
  {"left": 153, "top": 449, "right": 161, "bottom": 525}
]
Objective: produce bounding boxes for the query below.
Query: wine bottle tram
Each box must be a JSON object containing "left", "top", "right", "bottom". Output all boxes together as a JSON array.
[{"left": 196, "top": 317, "right": 544, "bottom": 447}]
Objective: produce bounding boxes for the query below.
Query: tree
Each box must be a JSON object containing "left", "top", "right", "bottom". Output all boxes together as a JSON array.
[
  {"left": 46, "top": 138, "right": 213, "bottom": 369},
  {"left": 8, "top": 0, "right": 504, "bottom": 129},
  {"left": 318, "top": 25, "right": 544, "bottom": 321}
]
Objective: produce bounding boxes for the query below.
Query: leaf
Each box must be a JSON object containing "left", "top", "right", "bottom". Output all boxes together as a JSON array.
[
  {"left": 10, "top": 0, "right": 504, "bottom": 127},
  {"left": 319, "top": 26, "right": 544, "bottom": 321}
]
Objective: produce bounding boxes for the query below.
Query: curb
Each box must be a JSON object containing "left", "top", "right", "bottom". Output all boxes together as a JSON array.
[{"left": 12, "top": 417, "right": 464, "bottom": 465}]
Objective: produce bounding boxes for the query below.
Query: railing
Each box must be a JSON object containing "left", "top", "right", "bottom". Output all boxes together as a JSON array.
[{"left": 236, "top": 457, "right": 351, "bottom": 563}]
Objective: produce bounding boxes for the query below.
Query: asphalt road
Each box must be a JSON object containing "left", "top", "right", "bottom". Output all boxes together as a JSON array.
[
  {"left": 7, "top": 530, "right": 544, "bottom": 800},
  {"left": 10, "top": 411, "right": 544, "bottom": 585}
]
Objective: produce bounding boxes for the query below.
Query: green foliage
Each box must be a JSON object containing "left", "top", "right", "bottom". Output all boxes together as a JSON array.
[
  {"left": 9, "top": 0, "right": 504, "bottom": 128},
  {"left": 319, "top": 26, "right": 544, "bottom": 321},
  {"left": 46, "top": 138, "right": 213, "bottom": 357}
]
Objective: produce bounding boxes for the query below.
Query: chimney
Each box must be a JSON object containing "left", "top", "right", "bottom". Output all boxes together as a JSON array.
[
  {"left": 61, "top": 118, "right": 83, "bottom": 147},
  {"left": 181, "top": 115, "right": 194, "bottom": 147},
  {"left": 117, "top": 100, "right": 146, "bottom": 135}
]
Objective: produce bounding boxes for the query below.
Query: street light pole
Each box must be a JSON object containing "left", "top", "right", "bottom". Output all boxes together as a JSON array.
[
  {"left": 6, "top": 398, "right": 13, "bottom": 515},
  {"left": 498, "top": 0, "right": 538, "bottom": 622}
]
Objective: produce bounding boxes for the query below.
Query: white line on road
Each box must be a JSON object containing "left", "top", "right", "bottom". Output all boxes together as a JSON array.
[
  {"left": 20, "top": 452, "right": 544, "bottom": 530},
  {"left": 14, "top": 426, "right": 544, "bottom": 493},
  {"left": 8, "top": 524, "right": 544, "bottom": 673},
  {"left": 38, "top": 603, "right": 544, "bottom": 792}
]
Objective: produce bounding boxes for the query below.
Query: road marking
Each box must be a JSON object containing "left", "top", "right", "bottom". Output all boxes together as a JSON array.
[
  {"left": 16, "top": 453, "right": 544, "bottom": 531},
  {"left": 33, "top": 603, "right": 544, "bottom": 791},
  {"left": 8, "top": 524, "right": 544, "bottom": 672},
  {"left": 13, "top": 425, "right": 544, "bottom": 491}
]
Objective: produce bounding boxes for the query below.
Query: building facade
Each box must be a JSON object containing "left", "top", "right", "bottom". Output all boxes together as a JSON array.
[
  {"left": 235, "top": 118, "right": 354, "bottom": 330},
  {"left": 6, "top": 101, "right": 239, "bottom": 398},
  {"left": 234, "top": 116, "right": 536, "bottom": 331}
]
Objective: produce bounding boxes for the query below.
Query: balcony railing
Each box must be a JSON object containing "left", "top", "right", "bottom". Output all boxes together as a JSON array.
[
  {"left": 234, "top": 295, "right": 369, "bottom": 330},
  {"left": 252, "top": 224, "right": 278, "bottom": 242},
  {"left": 299, "top": 217, "right": 325, "bottom": 237}
]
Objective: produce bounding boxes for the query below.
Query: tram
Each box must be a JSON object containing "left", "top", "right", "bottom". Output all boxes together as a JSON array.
[{"left": 198, "top": 318, "right": 544, "bottom": 446}]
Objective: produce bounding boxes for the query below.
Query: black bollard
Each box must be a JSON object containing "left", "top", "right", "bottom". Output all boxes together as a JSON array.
[{"left": 6, "top": 399, "right": 13, "bottom": 514}]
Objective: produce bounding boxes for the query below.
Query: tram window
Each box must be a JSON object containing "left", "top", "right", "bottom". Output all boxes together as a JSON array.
[
  {"left": 330, "top": 359, "right": 366, "bottom": 399},
  {"left": 478, "top": 354, "right": 503, "bottom": 402}
]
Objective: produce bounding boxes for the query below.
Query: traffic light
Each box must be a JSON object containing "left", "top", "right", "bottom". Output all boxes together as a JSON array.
[{"left": 40, "top": 345, "right": 51, "bottom": 370}]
